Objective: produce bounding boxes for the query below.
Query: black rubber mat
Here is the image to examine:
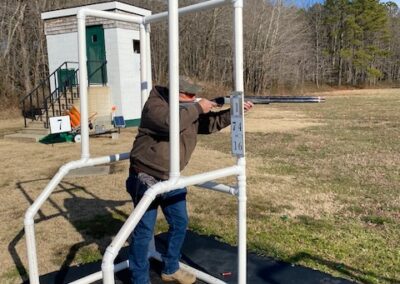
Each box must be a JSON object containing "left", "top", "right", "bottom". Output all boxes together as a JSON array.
[{"left": 34, "top": 231, "right": 354, "bottom": 284}]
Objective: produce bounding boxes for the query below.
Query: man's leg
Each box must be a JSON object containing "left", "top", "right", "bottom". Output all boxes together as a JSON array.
[
  {"left": 126, "top": 175, "right": 158, "bottom": 284},
  {"left": 160, "top": 188, "right": 194, "bottom": 284}
]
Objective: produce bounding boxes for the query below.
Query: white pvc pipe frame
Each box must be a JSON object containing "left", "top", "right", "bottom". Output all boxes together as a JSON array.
[{"left": 24, "top": 0, "right": 246, "bottom": 283}]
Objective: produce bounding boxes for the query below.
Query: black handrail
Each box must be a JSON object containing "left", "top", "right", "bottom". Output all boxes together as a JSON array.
[
  {"left": 21, "top": 60, "right": 107, "bottom": 128},
  {"left": 20, "top": 61, "right": 78, "bottom": 104},
  {"left": 21, "top": 61, "right": 79, "bottom": 127}
]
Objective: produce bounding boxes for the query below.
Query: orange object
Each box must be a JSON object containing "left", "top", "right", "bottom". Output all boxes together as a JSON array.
[
  {"left": 70, "top": 105, "right": 81, "bottom": 121},
  {"left": 68, "top": 105, "right": 81, "bottom": 128},
  {"left": 69, "top": 112, "right": 80, "bottom": 127}
]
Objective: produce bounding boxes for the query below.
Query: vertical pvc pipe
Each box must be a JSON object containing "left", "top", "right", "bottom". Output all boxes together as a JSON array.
[
  {"left": 139, "top": 24, "right": 148, "bottom": 109},
  {"left": 236, "top": 158, "right": 246, "bottom": 284},
  {"left": 168, "top": 0, "right": 180, "bottom": 178},
  {"left": 77, "top": 10, "right": 90, "bottom": 159},
  {"left": 25, "top": 223, "right": 39, "bottom": 284},
  {"left": 233, "top": 0, "right": 244, "bottom": 93},
  {"left": 232, "top": 1, "right": 247, "bottom": 284},
  {"left": 146, "top": 24, "right": 153, "bottom": 96}
]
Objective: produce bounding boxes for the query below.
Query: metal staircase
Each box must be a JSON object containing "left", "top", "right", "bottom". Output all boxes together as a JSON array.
[{"left": 20, "top": 60, "right": 107, "bottom": 129}]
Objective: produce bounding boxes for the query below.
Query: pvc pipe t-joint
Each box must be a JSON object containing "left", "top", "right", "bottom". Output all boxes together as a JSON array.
[{"left": 232, "top": 0, "right": 244, "bottom": 8}]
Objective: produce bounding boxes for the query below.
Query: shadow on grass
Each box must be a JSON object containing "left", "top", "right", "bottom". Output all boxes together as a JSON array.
[
  {"left": 286, "top": 252, "right": 399, "bottom": 284},
  {"left": 10, "top": 179, "right": 398, "bottom": 284},
  {"left": 10, "top": 178, "right": 131, "bottom": 283}
]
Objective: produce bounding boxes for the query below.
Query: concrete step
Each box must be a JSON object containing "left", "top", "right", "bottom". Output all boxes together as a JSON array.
[
  {"left": 26, "top": 120, "right": 46, "bottom": 127},
  {"left": 20, "top": 128, "right": 49, "bottom": 135},
  {"left": 46, "top": 101, "right": 80, "bottom": 114},
  {"left": 60, "top": 91, "right": 79, "bottom": 100},
  {"left": 3, "top": 132, "right": 46, "bottom": 143},
  {"left": 46, "top": 109, "right": 67, "bottom": 117}
]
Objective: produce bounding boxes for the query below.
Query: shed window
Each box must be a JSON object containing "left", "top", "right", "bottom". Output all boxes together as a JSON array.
[{"left": 133, "top": 40, "right": 140, "bottom": 54}]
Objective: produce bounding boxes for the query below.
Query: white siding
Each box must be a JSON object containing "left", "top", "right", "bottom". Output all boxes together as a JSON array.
[
  {"left": 45, "top": 26, "right": 142, "bottom": 122},
  {"left": 105, "top": 28, "right": 141, "bottom": 121},
  {"left": 104, "top": 28, "right": 122, "bottom": 116},
  {"left": 46, "top": 32, "right": 79, "bottom": 92}
]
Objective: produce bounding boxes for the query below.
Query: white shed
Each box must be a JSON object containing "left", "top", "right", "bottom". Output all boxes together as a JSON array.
[{"left": 41, "top": 1, "right": 151, "bottom": 127}]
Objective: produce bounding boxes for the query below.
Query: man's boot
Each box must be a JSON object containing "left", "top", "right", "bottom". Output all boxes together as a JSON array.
[{"left": 161, "top": 269, "right": 196, "bottom": 284}]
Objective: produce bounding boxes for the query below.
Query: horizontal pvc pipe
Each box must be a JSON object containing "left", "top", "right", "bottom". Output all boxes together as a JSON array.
[
  {"left": 176, "top": 166, "right": 242, "bottom": 188},
  {"left": 69, "top": 260, "right": 129, "bottom": 284},
  {"left": 196, "top": 182, "right": 237, "bottom": 195},
  {"left": 144, "top": 0, "right": 230, "bottom": 24},
  {"left": 77, "top": 8, "right": 143, "bottom": 23},
  {"left": 150, "top": 251, "right": 227, "bottom": 284},
  {"left": 25, "top": 152, "right": 129, "bottom": 221}
]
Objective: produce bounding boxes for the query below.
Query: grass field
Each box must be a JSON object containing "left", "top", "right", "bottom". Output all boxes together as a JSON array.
[{"left": 0, "top": 89, "right": 399, "bottom": 283}]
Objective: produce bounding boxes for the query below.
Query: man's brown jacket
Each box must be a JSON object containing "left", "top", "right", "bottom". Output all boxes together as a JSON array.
[{"left": 129, "top": 86, "right": 231, "bottom": 180}]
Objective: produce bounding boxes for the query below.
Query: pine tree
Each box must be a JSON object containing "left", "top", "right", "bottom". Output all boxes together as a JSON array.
[{"left": 322, "top": 0, "right": 389, "bottom": 85}]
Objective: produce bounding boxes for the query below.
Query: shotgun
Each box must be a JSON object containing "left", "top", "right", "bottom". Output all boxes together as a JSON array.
[{"left": 211, "top": 95, "right": 325, "bottom": 105}]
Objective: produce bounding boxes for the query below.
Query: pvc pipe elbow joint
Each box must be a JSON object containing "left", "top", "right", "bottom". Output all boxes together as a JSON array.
[
  {"left": 102, "top": 247, "right": 117, "bottom": 271},
  {"left": 61, "top": 158, "right": 88, "bottom": 172},
  {"left": 24, "top": 210, "right": 35, "bottom": 226},
  {"left": 143, "top": 178, "right": 178, "bottom": 200}
]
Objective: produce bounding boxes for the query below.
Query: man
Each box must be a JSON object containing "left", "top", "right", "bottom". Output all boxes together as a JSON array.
[{"left": 126, "top": 76, "right": 253, "bottom": 284}]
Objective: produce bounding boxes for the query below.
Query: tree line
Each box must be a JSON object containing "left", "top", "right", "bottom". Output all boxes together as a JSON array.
[{"left": 1, "top": 0, "right": 400, "bottom": 108}]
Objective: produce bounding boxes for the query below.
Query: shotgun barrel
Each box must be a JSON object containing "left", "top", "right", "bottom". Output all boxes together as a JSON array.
[{"left": 212, "top": 96, "right": 325, "bottom": 105}]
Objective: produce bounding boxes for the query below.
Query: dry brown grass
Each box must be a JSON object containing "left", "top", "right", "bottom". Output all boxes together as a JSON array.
[
  {"left": 0, "top": 127, "right": 137, "bottom": 282},
  {"left": 0, "top": 88, "right": 399, "bottom": 283},
  {"left": 0, "top": 106, "right": 319, "bottom": 282},
  {"left": 310, "top": 88, "right": 400, "bottom": 97}
]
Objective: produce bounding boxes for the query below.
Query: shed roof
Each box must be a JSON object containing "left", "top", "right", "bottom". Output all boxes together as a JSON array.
[{"left": 41, "top": 1, "right": 151, "bottom": 20}]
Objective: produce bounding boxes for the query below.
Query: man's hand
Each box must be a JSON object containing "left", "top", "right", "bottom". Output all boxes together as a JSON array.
[
  {"left": 244, "top": 101, "right": 254, "bottom": 112},
  {"left": 198, "top": 99, "right": 218, "bottom": 113}
]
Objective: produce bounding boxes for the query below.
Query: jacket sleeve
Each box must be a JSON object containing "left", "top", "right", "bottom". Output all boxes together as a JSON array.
[
  {"left": 140, "top": 98, "right": 204, "bottom": 136},
  {"left": 197, "top": 109, "right": 231, "bottom": 134}
]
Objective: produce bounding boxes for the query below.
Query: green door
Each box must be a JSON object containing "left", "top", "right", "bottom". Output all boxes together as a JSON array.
[
  {"left": 57, "top": 68, "right": 77, "bottom": 90},
  {"left": 86, "top": 25, "right": 107, "bottom": 84}
]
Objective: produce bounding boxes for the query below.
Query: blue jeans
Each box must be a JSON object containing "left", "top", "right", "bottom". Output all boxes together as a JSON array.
[{"left": 126, "top": 174, "right": 188, "bottom": 284}]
